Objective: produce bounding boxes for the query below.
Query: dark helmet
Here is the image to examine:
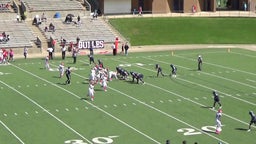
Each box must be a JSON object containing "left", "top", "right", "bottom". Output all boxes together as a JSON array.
[
  {"left": 213, "top": 90, "right": 217, "bottom": 94},
  {"left": 155, "top": 64, "right": 159, "bottom": 69},
  {"left": 249, "top": 111, "right": 253, "bottom": 115}
]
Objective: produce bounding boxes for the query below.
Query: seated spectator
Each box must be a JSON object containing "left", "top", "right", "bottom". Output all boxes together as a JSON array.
[
  {"left": 64, "top": 15, "right": 73, "bottom": 23},
  {"left": 41, "top": 12, "right": 47, "bottom": 22},
  {"left": 92, "top": 10, "right": 98, "bottom": 19},
  {"left": 44, "top": 26, "right": 48, "bottom": 32},
  {"left": 49, "top": 23, "right": 55, "bottom": 32}
]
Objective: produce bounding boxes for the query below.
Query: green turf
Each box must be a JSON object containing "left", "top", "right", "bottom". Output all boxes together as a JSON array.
[
  {"left": 109, "top": 17, "right": 256, "bottom": 45},
  {"left": 0, "top": 48, "right": 255, "bottom": 144}
]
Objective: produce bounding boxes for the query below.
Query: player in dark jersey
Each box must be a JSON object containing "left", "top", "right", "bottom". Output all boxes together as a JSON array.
[
  {"left": 65, "top": 67, "right": 71, "bottom": 85},
  {"left": 155, "top": 64, "right": 164, "bottom": 77},
  {"left": 198, "top": 55, "right": 203, "bottom": 71},
  {"left": 247, "top": 111, "right": 256, "bottom": 132},
  {"left": 130, "top": 71, "right": 144, "bottom": 84},
  {"left": 212, "top": 90, "right": 222, "bottom": 109},
  {"left": 170, "top": 64, "right": 177, "bottom": 77}
]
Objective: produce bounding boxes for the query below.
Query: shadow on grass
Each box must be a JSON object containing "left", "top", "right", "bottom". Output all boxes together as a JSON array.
[
  {"left": 235, "top": 128, "right": 248, "bottom": 131},
  {"left": 80, "top": 97, "right": 90, "bottom": 101},
  {"left": 201, "top": 106, "right": 213, "bottom": 109}
]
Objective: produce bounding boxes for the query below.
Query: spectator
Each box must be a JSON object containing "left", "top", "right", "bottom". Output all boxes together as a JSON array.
[
  {"left": 138, "top": 6, "right": 142, "bottom": 16},
  {"left": 72, "top": 47, "right": 78, "bottom": 64},
  {"left": 47, "top": 47, "right": 54, "bottom": 60},
  {"left": 41, "top": 12, "right": 47, "bottom": 22}
]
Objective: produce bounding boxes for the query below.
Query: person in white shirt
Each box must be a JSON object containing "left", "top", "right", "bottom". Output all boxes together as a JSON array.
[
  {"left": 216, "top": 109, "right": 222, "bottom": 134},
  {"left": 88, "top": 84, "right": 95, "bottom": 101}
]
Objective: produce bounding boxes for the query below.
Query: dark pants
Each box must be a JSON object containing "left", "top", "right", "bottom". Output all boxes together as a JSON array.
[
  {"left": 66, "top": 74, "right": 71, "bottom": 84},
  {"left": 73, "top": 56, "right": 76, "bottom": 64},
  {"left": 62, "top": 51, "right": 66, "bottom": 60}
]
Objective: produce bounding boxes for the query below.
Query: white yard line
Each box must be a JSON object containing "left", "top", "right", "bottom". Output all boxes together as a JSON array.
[
  {"left": 10, "top": 64, "right": 161, "bottom": 144},
  {"left": 0, "top": 120, "right": 25, "bottom": 144},
  {"left": 174, "top": 54, "right": 256, "bottom": 76},
  {"left": 0, "top": 80, "right": 93, "bottom": 144},
  {"left": 112, "top": 58, "right": 255, "bottom": 127}
]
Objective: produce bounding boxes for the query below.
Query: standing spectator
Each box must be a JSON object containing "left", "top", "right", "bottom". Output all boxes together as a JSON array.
[
  {"left": 212, "top": 90, "right": 222, "bottom": 110},
  {"left": 138, "top": 6, "right": 142, "bottom": 16},
  {"left": 65, "top": 67, "right": 72, "bottom": 85},
  {"left": 247, "top": 111, "right": 256, "bottom": 132},
  {"left": 243, "top": 1, "right": 247, "bottom": 11},
  {"left": 24, "top": 46, "right": 28, "bottom": 59},
  {"left": 47, "top": 47, "right": 53, "bottom": 60},
  {"left": 61, "top": 45, "right": 66, "bottom": 60},
  {"left": 124, "top": 42, "right": 129, "bottom": 56},
  {"left": 198, "top": 55, "right": 203, "bottom": 71},
  {"left": 111, "top": 43, "right": 116, "bottom": 56},
  {"left": 8, "top": 49, "right": 14, "bottom": 62}
]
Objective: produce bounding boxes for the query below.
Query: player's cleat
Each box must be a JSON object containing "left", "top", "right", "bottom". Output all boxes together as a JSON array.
[
  {"left": 212, "top": 107, "right": 215, "bottom": 110},
  {"left": 247, "top": 129, "right": 251, "bottom": 132},
  {"left": 219, "top": 106, "right": 222, "bottom": 109}
]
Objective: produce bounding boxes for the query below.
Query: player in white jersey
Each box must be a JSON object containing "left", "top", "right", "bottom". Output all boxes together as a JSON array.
[
  {"left": 58, "top": 62, "right": 65, "bottom": 78},
  {"left": 107, "top": 68, "right": 117, "bottom": 81},
  {"left": 88, "top": 84, "right": 95, "bottom": 101},
  {"left": 216, "top": 109, "right": 222, "bottom": 134},
  {"left": 101, "top": 76, "right": 108, "bottom": 91}
]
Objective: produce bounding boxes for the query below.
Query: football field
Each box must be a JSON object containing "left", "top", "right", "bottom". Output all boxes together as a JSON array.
[{"left": 0, "top": 48, "right": 255, "bottom": 144}]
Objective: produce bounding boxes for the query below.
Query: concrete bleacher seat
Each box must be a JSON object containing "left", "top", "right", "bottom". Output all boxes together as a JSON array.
[
  {"left": 37, "top": 17, "right": 115, "bottom": 44},
  {"left": 0, "top": 21, "right": 36, "bottom": 48},
  {"left": 0, "top": 0, "right": 11, "bottom": 13},
  {"left": 23, "top": 0, "right": 84, "bottom": 12}
]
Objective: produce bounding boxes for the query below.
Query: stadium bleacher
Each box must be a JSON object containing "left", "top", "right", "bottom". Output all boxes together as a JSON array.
[
  {"left": 38, "top": 17, "right": 115, "bottom": 43},
  {"left": 0, "top": 21, "right": 36, "bottom": 48},
  {"left": 23, "top": 0, "right": 84, "bottom": 12},
  {"left": 0, "top": 0, "right": 11, "bottom": 13}
]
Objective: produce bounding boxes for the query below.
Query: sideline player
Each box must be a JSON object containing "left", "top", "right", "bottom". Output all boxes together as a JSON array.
[
  {"left": 247, "top": 111, "right": 256, "bottom": 132},
  {"left": 45, "top": 56, "right": 50, "bottom": 70},
  {"left": 65, "top": 67, "right": 72, "bottom": 85},
  {"left": 216, "top": 109, "right": 222, "bottom": 134},
  {"left": 198, "top": 55, "right": 203, "bottom": 71},
  {"left": 212, "top": 90, "right": 222, "bottom": 110},
  {"left": 170, "top": 64, "right": 177, "bottom": 77},
  {"left": 155, "top": 64, "right": 164, "bottom": 77}
]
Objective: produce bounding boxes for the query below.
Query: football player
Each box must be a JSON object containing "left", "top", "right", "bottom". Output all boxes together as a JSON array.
[
  {"left": 247, "top": 111, "right": 256, "bottom": 132},
  {"left": 130, "top": 71, "right": 144, "bottom": 84},
  {"left": 212, "top": 90, "right": 222, "bottom": 110},
  {"left": 198, "top": 55, "right": 203, "bottom": 71},
  {"left": 155, "top": 64, "right": 164, "bottom": 77},
  {"left": 216, "top": 109, "right": 222, "bottom": 134},
  {"left": 170, "top": 64, "right": 177, "bottom": 77}
]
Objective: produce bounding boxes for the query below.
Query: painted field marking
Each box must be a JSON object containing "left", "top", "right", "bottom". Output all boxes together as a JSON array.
[
  {"left": 142, "top": 56, "right": 256, "bottom": 106},
  {"left": 0, "top": 120, "right": 25, "bottom": 144},
  {"left": 76, "top": 60, "right": 229, "bottom": 144},
  {"left": 10, "top": 64, "right": 161, "bottom": 144},
  {"left": 0, "top": 80, "right": 93, "bottom": 144},
  {"left": 112, "top": 58, "right": 255, "bottom": 129}
]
